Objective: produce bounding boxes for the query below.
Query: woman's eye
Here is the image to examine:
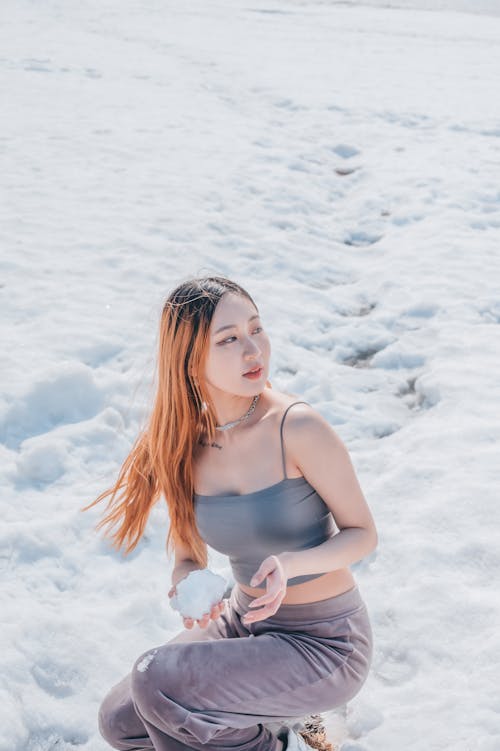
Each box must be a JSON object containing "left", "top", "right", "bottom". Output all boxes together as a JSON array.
[{"left": 218, "top": 327, "right": 263, "bottom": 345}]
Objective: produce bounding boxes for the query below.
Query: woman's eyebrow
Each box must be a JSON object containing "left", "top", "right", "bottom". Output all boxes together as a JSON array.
[{"left": 213, "top": 314, "right": 260, "bottom": 336}]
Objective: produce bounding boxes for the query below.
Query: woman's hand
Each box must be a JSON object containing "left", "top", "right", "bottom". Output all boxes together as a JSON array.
[
  {"left": 167, "top": 583, "right": 225, "bottom": 629},
  {"left": 242, "top": 554, "right": 289, "bottom": 625}
]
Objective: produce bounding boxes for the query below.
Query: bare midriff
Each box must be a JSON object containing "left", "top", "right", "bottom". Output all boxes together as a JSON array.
[{"left": 238, "top": 566, "right": 357, "bottom": 605}]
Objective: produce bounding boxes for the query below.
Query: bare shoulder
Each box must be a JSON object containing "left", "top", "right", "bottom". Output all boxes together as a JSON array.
[
  {"left": 280, "top": 400, "right": 377, "bottom": 536},
  {"left": 280, "top": 399, "right": 345, "bottom": 449},
  {"left": 262, "top": 389, "right": 343, "bottom": 444},
  {"left": 283, "top": 400, "right": 348, "bottom": 467}
]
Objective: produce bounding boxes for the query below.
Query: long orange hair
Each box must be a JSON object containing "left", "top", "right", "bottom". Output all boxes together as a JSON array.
[{"left": 81, "top": 275, "right": 265, "bottom": 568}]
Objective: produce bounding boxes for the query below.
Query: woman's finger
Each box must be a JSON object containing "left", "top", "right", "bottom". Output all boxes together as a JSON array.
[
  {"left": 183, "top": 600, "right": 226, "bottom": 629},
  {"left": 243, "top": 589, "right": 285, "bottom": 623},
  {"left": 248, "top": 589, "right": 281, "bottom": 608}
]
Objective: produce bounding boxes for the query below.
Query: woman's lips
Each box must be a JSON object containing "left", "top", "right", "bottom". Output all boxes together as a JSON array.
[{"left": 243, "top": 367, "right": 263, "bottom": 380}]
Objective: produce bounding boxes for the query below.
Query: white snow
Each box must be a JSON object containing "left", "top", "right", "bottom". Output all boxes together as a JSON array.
[
  {"left": 1, "top": 0, "right": 500, "bottom": 750},
  {"left": 169, "top": 568, "right": 228, "bottom": 620},
  {"left": 135, "top": 650, "right": 158, "bottom": 674}
]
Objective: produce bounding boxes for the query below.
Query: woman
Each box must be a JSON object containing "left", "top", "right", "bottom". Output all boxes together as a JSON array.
[{"left": 84, "top": 275, "right": 377, "bottom": 751}]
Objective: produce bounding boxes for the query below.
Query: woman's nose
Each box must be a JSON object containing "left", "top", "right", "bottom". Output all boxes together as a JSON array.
[{"left": 243, "top": 337, "right": 261, "bottom": 357}]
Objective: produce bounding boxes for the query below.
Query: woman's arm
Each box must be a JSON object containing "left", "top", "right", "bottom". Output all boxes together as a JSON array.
[
  {"left": 171, "top": 538, "right": 207, "bottom": 587},
  {"left": 277, "top": 405, "right": 378, "bottom": 580},
  {"left": 279, "top": 528, "right": 376, "bottom": 580},
  {"left": 171, "top": 559, "right": 205, "bottom": 588}
]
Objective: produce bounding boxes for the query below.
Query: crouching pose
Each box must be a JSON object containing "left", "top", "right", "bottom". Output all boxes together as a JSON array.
[{"left": 83, "top": 275, "right": 377, "bottom": 751}]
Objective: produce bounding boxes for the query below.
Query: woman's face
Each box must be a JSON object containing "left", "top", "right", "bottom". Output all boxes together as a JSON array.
[{"left": 203, "top": 292, "right": 271, "bottom": 398}]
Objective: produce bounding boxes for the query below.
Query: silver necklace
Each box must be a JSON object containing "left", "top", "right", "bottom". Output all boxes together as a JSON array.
[{"left": 215, "top": 394, "right": 260, "bottom": 431}]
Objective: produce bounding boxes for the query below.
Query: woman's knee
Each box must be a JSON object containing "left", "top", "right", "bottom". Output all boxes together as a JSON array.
[
  {"left": 97, "top": 674, "right": 139, "bottom": 750},
  {"left": 131, "top": 647, "right": 160, "bottom": 708},
  {"left": 130, "top": 644, "right": 189, "bottom": 719}
]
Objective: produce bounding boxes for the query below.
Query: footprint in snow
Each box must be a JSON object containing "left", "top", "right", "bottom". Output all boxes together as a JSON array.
[
  {"left": 337, "top": 303, "right": 377, "bottom": 317},
  {"left": 343, "top": 231, "right": 383, "bottom": 247},
  {"left": 330, "top": 144, "right": 361, "bottom": 159},
  {"left": 335, "top": 165, "right": 360, "bottom": 176},
  {"left": 396, "top": 375, "right": 439, "bottom": 411},
  {"left": 342, "top": 343, "right": 388, "bottom": 368},
  {"left": 31, "top": 659, "right": 84, "bottom": 698}
]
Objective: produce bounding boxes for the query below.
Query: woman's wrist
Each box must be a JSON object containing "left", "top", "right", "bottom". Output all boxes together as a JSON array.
[
  {"left": 171, "top": 560, "right": 204, "bottom": 588},
  {"left": 276, "top": 551, "right": 296, "bottom": 580}
]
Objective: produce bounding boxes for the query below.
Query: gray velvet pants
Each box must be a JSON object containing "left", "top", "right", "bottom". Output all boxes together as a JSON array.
[{"left": 98, "top": 583, "right": 373, "bottom": 751}]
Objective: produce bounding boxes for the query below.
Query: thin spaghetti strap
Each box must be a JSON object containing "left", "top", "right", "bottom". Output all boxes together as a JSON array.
[{"left": 279, "top": 401, "right": 310, "bottom": 479}]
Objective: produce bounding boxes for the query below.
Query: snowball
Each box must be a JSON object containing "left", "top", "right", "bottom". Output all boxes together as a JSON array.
[{"left": 170, "top": 568, "right": 228, "bottom": 620}]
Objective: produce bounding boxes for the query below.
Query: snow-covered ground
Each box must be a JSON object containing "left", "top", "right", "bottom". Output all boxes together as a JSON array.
[
  {"left": 2, "top": 1, "right": 500, "bottom": 749},
  {"left": 315, "top": 0, "right": 500, "bottom": 15}
]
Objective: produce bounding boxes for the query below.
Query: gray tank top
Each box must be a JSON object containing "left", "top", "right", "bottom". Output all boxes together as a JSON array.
[{"left": 194, "top": 401, "right": 337, "bottom": 589}]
